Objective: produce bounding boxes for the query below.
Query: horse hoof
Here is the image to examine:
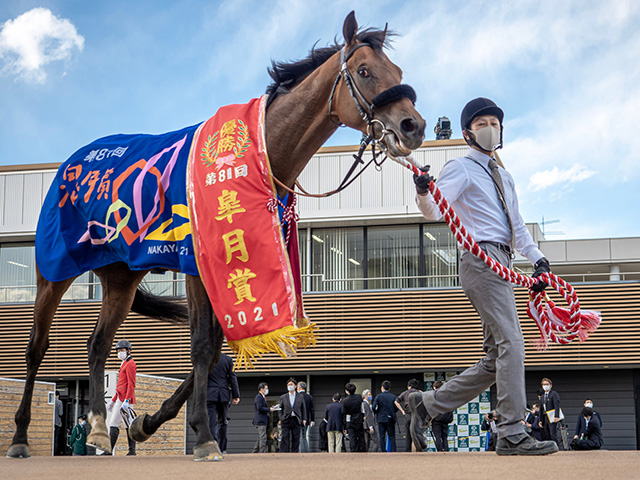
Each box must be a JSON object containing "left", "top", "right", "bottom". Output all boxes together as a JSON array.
[
  {"left": 129, "top": 414, "right": 152, "bottom": 443},
  {"left": 86, "top": 432, "right": 111, "bottom": 453},
  {"left": 6, "top": 443, "right": 30, "bottom": 458},
  {"left": 193, "top": 441, "right": 224, "bottom": 461}
]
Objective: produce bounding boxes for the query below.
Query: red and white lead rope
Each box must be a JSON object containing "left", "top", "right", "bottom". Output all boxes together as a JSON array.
[{"left": 390, "top": 155, "right": 601, "bottom": 350}]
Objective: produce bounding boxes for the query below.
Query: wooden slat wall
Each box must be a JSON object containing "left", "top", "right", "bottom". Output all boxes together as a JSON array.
[{"left": 0, "top": 282, "right": 639, "bottom": 377}]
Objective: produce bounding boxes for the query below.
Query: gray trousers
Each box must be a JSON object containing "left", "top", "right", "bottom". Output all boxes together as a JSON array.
[
  {"left": 252, "top": 425, "right": 267, "bottom": 453},
  {"left": 421, "top": 243, "right": 526, "bottom": 438},
  {"left": 299, "top": 424, "right": 310, "bottom": 452}
]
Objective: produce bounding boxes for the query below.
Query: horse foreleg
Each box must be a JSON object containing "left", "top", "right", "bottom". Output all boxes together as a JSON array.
[
  {"left": 185, "top": 275, "right": 224, "bottom": 461},
  {"left": 130, "top": 339, "right": 221, "bottom": 442},
  {"left": 85, "top": 264, "right": 147, "bottom": 454},
  {"left": 8, "top": 269, "right": 75, "bottom": 458},
  {"left": 129, "top": 370, "right": 194, "bottom": 442},
  {"left": 130, "top": 335, "right": 223, "bottom": 444}
]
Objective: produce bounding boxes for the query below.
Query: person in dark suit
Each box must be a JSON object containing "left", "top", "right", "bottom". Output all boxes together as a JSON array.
[
  {"left": 372, "top": 380, "right": 398, "bottom": 452},
  {"left": 362, "top": 389, "right": 380, "bottom": 452},
  {"left": 539, "top": 377, "right": 561, "bottom": 446},
  {"left": 324, "top": 393, "right": 344, "bottom": 453},
  {"left": 525, "top": 402, "right": 542, "bottom": 441},
  {"left": 394, "top": 378, "right": 422, "bottom": 452},
  {"left": 252, "top": 382, "right": 274, "bottom": 453},
  {"left": 297, "top": 381, "right": 315, "bottom": 452},
  {"left": 570, "top": 407, "right": 603, "bottom": 450},
  {"left": 318, "top": 418, "right": 329, "bottom": 452},
  {"left": 278, "top": 378, "right": 306, "bottom": 452},
  {"left": 342, "top": 383, "right": 365, "bottom": 452},
  {"left": 575, "top": 398, "right": 602, "bottom": 441},
  {"left": 206, "top": 353, "right": 240, "bottom": 454},
  {"left": 430, "top": 381, "right": 454, "bottom": 451}
]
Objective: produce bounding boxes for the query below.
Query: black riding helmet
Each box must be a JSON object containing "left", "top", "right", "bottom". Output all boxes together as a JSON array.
[
  {"left": 115, "top": 339, "right": 132, "bottom": 351},
  {"left": 460, "top": 97, "right": 504, "bottom": 150},
  {"left": 460, "top": 97, "right": 504, "bottom": 131}
]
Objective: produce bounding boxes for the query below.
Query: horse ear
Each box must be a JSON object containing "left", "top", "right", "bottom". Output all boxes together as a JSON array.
[{"left": 343, "top": 10, "right": 358, "bottom": 48}]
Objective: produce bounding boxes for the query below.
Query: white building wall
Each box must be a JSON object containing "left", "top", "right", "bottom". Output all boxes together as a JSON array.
[
  {"left": 0, "top": 170, "right": 56, "bottom": 239},
  {"left": 0, "top": 142, "right": 638, "bottom": 271},
  {"left": 297, "top": 143, "right": 468, "bottom": 223}
]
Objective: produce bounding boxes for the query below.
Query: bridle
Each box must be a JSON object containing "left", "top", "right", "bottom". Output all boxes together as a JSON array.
[{"left": 272, "top": 42, "right": 418, "bottom": 198}]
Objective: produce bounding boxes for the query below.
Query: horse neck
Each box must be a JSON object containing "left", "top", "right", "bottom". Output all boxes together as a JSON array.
[{"left": 265, "top": 53, "right": 342, "bottom": 192}]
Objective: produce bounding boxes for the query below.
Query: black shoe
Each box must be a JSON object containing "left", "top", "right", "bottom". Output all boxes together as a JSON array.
[
  {"left": 126, "top": 428, "right": 136, "bottom": 456},
  {"left": 407, "top": 392, "right": 431, "bottom": 451},
  {"left": 109, "top": 427, "right": 120, "bottom": 452},
  {"left": 496, "top": 433, "right": 559, "bottom": 456}
]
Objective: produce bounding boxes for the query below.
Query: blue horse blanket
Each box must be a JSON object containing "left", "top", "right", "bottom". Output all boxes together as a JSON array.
[{"left": 37, "top": 123, "right": 203, "bottom": 282}]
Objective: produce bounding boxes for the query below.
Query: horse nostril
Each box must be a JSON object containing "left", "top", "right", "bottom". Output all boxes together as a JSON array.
[{"left": 401, "top": 118, "right": 416, "bottom": 133}]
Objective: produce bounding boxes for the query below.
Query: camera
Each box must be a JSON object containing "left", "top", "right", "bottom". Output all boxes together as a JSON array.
[
  {"left": 487, "top": 412, "right": 494, "bottom": 420},
  {"left": 434, "top": 116, "right": 452, "bottom": 140}
]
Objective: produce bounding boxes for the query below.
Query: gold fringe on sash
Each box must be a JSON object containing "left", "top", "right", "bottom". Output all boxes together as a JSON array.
[{"left": 228, "top": 322, "right": 318, "bottom": 370}]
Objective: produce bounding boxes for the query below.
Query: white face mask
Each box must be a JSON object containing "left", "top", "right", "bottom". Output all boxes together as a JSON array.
[
  {"left": 264, "top": 388, "right": 269, "bottom": 395},
  {"left": 585, "top": 402, "right": 593, "bottom": 408},
  {"left": 542, "top": 385, "right": 551, "bottom": 392},
  {"left": 288, "top": 385, "right": 295, "bottom": 392},
  {"left": 118, "top": 351, "right": 128, "bottom": 361},
  {"left": 470, "top": 126, "right": 501, "bottom": 152}
]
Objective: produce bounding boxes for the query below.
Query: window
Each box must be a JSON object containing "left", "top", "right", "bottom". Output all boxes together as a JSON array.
[
  {"left": 423, "top": 224, "right": 459, "bottom": 287},
  {"left": 311, "top": 228, "right": 364, "bottom": 291},
  {"left": 367, "top": 225, "right": 420, "bottom": 289},
  {"left": 0, "top": 244, "right": 36, "bottom": 303},
  {"left": 298, "top": 229, "right": 313, "bottom": 292}
]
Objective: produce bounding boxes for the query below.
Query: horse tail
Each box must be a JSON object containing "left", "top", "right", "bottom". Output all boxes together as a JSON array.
[{"left": 131, "top": 287, "right": 189, "bottom": 326}]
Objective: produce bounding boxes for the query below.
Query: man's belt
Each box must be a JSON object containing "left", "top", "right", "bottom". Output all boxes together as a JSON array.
[{"left": 478, "top": 241, "right": 511, "bottom": 255}]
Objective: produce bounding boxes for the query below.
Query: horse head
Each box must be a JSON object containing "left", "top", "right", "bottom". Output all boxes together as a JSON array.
[{"left": 330, "top": 11, "right": 426, "bottom": 157}]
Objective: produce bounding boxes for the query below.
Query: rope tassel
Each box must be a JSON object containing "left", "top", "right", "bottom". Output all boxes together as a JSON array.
[{"left": 389, "top": 154, "right": 603, "bottom": 350}]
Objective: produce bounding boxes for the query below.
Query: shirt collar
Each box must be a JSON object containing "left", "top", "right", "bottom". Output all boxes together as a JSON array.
[{"left": 467, "top": 147, "right": 494, "bottom": 167}]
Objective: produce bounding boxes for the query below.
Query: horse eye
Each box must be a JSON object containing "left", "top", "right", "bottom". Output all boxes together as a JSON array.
[{"left": 358, "top": 67, "right": 370, "bottom": 78}]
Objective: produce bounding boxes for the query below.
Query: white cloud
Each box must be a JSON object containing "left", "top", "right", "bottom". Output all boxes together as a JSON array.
[
  {"left": 528, "top": 164, "right": 596, "bottom": 191},
  {"left": 0, "top": 7, "right": 84, "bottom": 83}
]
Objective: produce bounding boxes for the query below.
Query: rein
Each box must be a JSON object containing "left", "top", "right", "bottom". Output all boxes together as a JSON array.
[
  {"left": 272, "top": 43, "right": 416, "bottom": 198},
  {"left": 390, "top": 154, "right": 602, "bottom": 350}
]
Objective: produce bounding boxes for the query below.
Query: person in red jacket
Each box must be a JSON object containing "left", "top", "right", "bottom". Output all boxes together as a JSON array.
[{"left": 106, "top": 339, "right": 137, "bottom": 455}]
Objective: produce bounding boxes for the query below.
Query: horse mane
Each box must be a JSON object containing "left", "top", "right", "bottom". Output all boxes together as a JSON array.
[{"left": 265, "top": 28, "right": 393, "bottom": 106}]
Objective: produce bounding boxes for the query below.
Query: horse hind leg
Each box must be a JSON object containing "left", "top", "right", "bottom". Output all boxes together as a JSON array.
[
  {"left": 85, "top": 264, "right": 147, "bottom": 454},
  {"left": 8, "top": 269, "right": 76, "bottom": 458}
]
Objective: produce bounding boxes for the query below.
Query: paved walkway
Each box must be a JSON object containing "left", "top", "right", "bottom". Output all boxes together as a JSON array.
[{"left": 3, "top": 451, "right": 639, "bottom": 480}]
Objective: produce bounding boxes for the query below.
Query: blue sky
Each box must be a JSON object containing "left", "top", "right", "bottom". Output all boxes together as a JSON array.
[{"left": 1, "top": 1, "right": 639, "bottom": 240}]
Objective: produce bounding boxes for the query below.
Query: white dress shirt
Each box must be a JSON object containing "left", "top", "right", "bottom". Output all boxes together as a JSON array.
[{"left": 416, "top": 148, "right": 544, "bottom": 265}]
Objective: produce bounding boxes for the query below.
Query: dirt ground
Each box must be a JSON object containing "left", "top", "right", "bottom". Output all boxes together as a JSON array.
[{"left": 2, "top": 451, "right": 640, "bottom": 480}]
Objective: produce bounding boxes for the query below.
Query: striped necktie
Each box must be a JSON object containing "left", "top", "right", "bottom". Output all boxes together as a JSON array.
[{"left": 488, "top": 158, "right": 515, "bottom": 252}]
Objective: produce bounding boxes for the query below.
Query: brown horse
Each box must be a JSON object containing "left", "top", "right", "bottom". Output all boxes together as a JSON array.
[{"left": 7, "top": 11, "right": 425, "bottom": 460}]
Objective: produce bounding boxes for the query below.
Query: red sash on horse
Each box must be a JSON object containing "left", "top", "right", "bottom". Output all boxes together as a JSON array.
[{"left": 187, "top": 96, "right": 316, "bottom": 369}]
